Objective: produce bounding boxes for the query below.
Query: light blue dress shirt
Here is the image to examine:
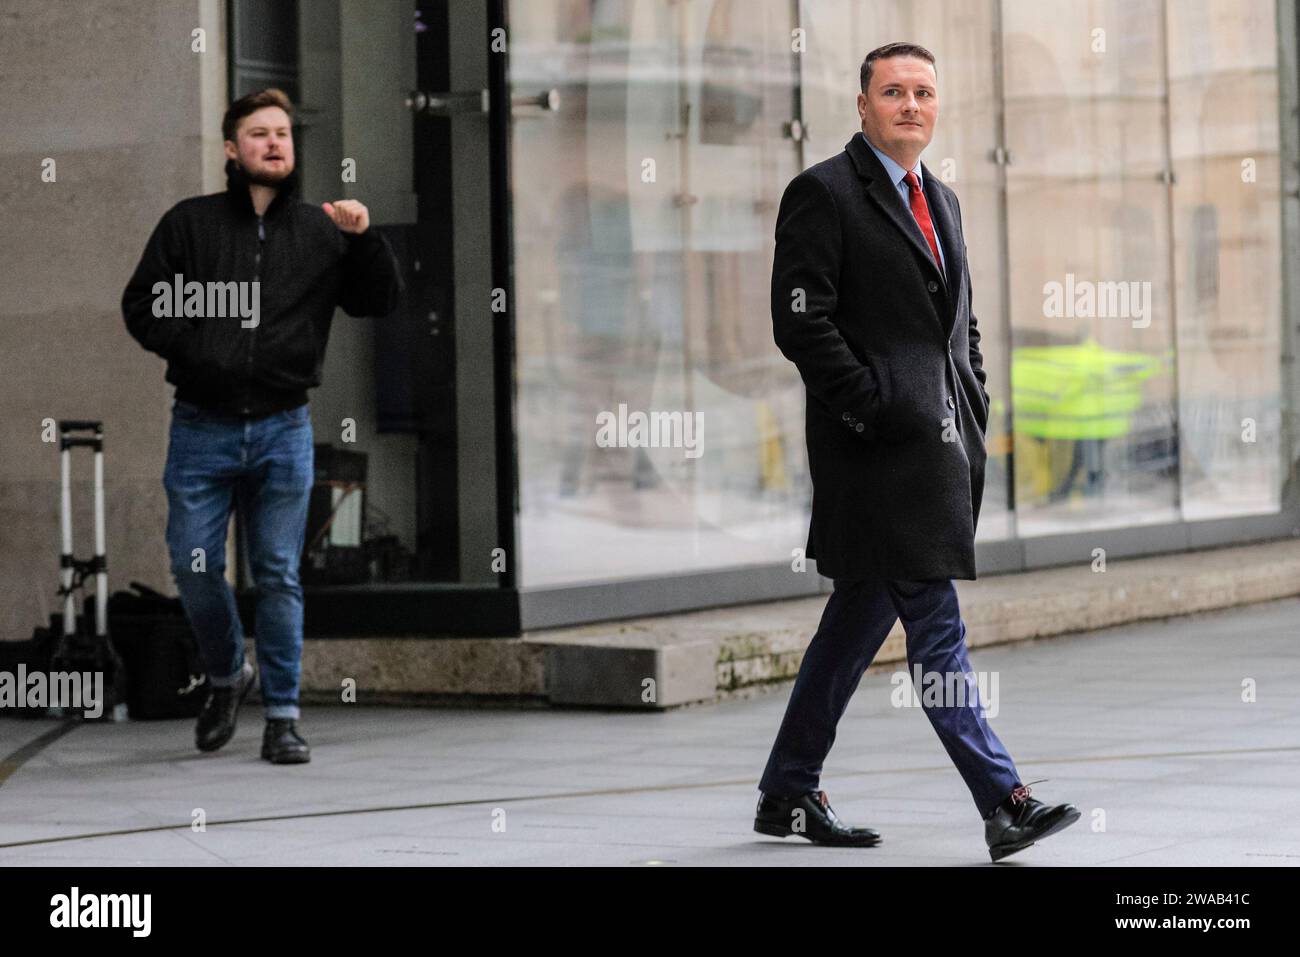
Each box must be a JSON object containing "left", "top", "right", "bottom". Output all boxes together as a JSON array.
[{"left": 861, "top": 132, "right": 946, "bottom": 276}]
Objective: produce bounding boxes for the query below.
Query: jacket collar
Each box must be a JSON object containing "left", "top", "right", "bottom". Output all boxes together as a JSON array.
[
  {"left": 224, "top": 158, "right": 299, "bottom": 219},
  {"left": 859, "top": 131, "right": 920, "bottom": 193}
]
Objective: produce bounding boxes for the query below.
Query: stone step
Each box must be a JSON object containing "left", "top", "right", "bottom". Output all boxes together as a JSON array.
[{"left": 293, "top": 538, "right": 1300, "bottom": 709}]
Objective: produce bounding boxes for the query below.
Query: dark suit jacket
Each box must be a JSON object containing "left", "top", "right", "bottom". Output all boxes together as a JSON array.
[{"left": 771, "top": 134, "right": 990, "bottom": 581}]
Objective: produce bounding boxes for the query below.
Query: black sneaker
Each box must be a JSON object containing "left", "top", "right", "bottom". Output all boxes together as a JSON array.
[
  {"left": 261, "top": 719, "right": 311, "bottom": 764},
  {"left": 195, "top": 661, "right": 256, "bottom": 753}
]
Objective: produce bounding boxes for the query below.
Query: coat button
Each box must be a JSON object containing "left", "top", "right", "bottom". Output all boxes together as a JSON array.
[
  {"left": 927, "top": 281, "right": 939, "bottom": 293},
  {"left": 855, "top": 422, "right": 864, "bottom": 433},
  {"left": 947, "top": 396, "right": 955, "bottom": 409},
  {"left": 842, "top": 411, "right": 851, "bottom": 422}
]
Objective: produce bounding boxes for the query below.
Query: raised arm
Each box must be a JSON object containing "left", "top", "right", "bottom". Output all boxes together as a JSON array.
[{"left": 337, "top": 229, "right": 404, "bottom": 318}]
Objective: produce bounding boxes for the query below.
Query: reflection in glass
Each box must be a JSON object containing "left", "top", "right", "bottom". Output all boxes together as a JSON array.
[
  {"left": 1002, "top": 0, "right": 1180, "bottom": 533},
  {"left": 512, "top": 0, "right": 808, "bottom": 586},
  {"left": 1168, "top": 0, "right": 1282, "bottom": 519},
  {"left": 510, "top": 0, "right": 1287, "bottom": 587}
]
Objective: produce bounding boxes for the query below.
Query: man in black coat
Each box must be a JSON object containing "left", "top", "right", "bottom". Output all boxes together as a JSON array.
[{"left": 753, "top": 43, "right": 1079, "bottom": 861}]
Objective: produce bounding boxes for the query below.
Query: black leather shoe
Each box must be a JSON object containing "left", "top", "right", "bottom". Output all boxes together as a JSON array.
[
  {"left": 195, "top": 661, "right": 255, "bottom": 753},
  {"left": 261, "top": 719, "right": 311, "bottom": 764},
  {"left": 985, "top": 782, "right": 1080, "bottom": 862},
  {"left": 754, "top": 790, "right": 881, "bottom": 847}
]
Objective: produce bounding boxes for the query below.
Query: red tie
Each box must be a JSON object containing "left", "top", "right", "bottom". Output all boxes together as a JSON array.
[{"left": 903, "top": 171, "right": 942, "bottom": 270}]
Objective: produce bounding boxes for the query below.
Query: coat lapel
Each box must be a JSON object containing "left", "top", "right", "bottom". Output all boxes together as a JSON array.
[
  {"left": 920, "top": 163, "right": 964, "bottom": 295},
  {"left": 845, "top": 135, "right": 958, "bottom": 336},
  {"left": 846, "top": 135, "right": 945, "bottom": 288}
]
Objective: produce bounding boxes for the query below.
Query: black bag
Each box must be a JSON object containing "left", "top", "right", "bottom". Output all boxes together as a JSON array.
[
  {"left": 0, "top": 624, "right": 58, "bottom": 718},
  {"left": 109, "top": 582, "right": 209, "bottom": 719}
]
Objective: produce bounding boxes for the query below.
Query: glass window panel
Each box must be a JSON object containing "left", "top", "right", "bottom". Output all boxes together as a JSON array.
[
  {"left": 511, "top": 0, "right": 1292, "bottom": 588},
  {"left": 1167, "top": 0, "right": 1282, "bottom": 519},
  {"left": 511, "top": 0, "right": 807, "bottom": 586},
  {"left": 292, "top": 2, "right": 425, "bottom": 584},
  {"left": 1002, "top": 0, "right": 1180, "bottom": 534}
]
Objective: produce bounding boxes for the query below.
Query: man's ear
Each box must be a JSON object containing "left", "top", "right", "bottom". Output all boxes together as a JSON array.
[{"left": 222, "top": 139, "right": 238, "bottom": 162}]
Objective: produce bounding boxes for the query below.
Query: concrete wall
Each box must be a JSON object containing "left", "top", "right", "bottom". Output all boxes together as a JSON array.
[{"left": 0, "top": 0, "right": 227, "bottom": 640}]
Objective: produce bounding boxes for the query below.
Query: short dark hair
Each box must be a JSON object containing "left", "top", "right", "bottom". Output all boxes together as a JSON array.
[
  {"left": 222, "top": 88, "right": 294, "bottom": 142},
  {"left": 860, "top": 42, "right": 936, "bottom": 93}
]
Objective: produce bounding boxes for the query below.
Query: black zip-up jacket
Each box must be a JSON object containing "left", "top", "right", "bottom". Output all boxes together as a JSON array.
[{"left": 122, "top": 161, "right": 404, "bottom": 418}]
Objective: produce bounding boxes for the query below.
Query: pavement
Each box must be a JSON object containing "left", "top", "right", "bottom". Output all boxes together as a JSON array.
[{"left": 1, "top": 594, "right": 1298, "bottom": 866}]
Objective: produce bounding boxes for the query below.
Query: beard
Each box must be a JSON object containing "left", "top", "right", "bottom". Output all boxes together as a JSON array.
[{"left": 239, "top": 159, "right": 293, "bottom": 187}]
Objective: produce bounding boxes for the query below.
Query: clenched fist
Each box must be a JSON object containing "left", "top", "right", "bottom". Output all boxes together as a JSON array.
[{"left": 322, "top": 199, "right": 370, "bottom": 234}]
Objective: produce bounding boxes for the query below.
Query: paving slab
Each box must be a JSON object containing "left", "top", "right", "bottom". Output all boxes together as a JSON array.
[{"left": 1, "top": 594, "right": 1296, "bottom": 865}]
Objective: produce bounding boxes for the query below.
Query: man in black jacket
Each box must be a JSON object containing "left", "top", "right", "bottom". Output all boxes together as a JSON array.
[
  {"left": 123, "top": 88, "right": 403, "bottom": 763},
  {"left": 753, "top": 45, "right": 1079, "bottom": 861}
]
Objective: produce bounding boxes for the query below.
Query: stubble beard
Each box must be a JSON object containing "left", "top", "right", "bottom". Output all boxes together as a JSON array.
[{"left": 239, "top": 159, "right": 293, "bottom": 187}]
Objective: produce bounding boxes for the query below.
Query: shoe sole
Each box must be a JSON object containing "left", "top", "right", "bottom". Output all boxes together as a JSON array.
[
  {"left": 195, "top": 667, "right": 256, "bottom": 753},
  {"left": 988, "top": 806, "right": 1082, "bottom": 862},
  {"left": 261, "top": 748, "right": 311, "bottom": 765},
  {"left": 754, "top": 819, "right": 882, "bottom": 847}
]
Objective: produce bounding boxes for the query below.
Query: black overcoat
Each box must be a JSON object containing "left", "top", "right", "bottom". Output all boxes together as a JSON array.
[{"left": 772, "top": 134, "right": 991, "bottom": 581}]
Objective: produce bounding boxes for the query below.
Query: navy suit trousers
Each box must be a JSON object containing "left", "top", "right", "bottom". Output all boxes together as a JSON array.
[{"left": 758, "top": 577, "right": 1020, "bottom": 819}]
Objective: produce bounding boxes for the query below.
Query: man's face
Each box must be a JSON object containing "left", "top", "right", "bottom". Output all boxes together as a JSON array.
[
  {"left": 856, "top": 56, "right": 938, "bottom": 161},
  {"left": 223, "top": 106, "right": 294, "bottom": 185}
]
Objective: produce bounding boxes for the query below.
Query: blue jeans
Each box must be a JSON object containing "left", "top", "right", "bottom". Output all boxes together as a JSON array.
[
  {"left": 162, "top": 398, "right": 314, "bottom": 720},
  {"left": 759, "top": 577, "right": 1021, "bottom": 819}
]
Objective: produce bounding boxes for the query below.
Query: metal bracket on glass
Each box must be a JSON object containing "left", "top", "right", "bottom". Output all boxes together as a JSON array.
[
  {"left": 1157, "top": 168, "right": 1178, "bottom": 185},
  {"left": 783, "top": 118, "right": 807, "bottom": 142},
  {"left": 512, "top": 89, "right": 561, "bottom": 116},
  {"left": 990, "top": 146, "right": 1013, "bottom": 166},
  {"left": 405, "top": 89, "right": 490, "bottom": 116}
]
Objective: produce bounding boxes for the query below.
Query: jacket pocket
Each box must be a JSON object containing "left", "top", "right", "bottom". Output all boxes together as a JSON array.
[{"left": 861, "top": 351, "right": 900, "bottom": 441}]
